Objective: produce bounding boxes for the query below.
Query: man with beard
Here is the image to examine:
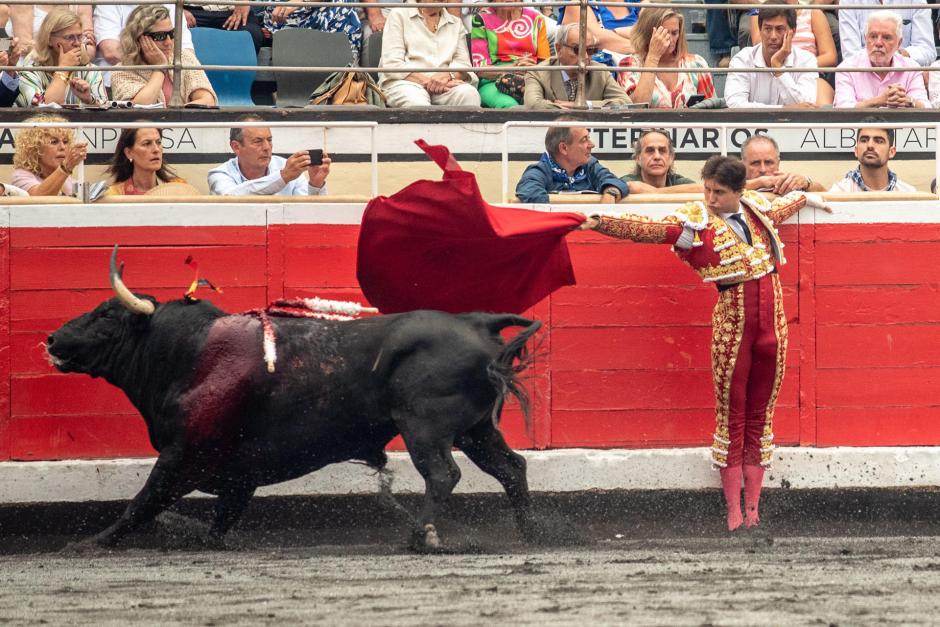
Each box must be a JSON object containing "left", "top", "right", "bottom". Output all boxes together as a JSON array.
[
  {"left": 741, "top": 134, "right": 826, "bottom": 194},
  {"left": 724, "top": 7, "right": 818, "bottom": 108},
  {"left": 829, "top": 124, "right": 916, "bottom": 192},
  {"left": 834, "top": 10, "right": 929, "bottom": 109},
  {"left": 621, "top": 129, "right": 703, "bottom": 194}
]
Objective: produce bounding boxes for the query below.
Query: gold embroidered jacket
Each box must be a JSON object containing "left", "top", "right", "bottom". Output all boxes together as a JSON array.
[{"left": 593, "top": 190, "right": 807, "bottom": 288}]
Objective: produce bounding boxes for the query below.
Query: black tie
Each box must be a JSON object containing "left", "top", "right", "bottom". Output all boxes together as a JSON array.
[{"left": 728, "top": 213, "right": 753, "bottom": 246}]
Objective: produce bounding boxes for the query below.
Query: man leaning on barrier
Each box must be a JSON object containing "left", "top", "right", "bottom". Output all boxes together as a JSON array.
[
  {"left": 208, "top": 116, "right": 330, "bottom": 197},
  {"left": 523, "top": 23, "right": 632, "bottom": 110},
  {"left": 515, "top": 120, "right": 628, "bottom": 203},
  {"left": 829, "top": 124, "right": 916, "bottom": 192},
  {"left": 621, "top": 129, "right": 703, "bottom": 194},
  {"left": 741, "top": 134, "right": 826, "bottom": 194}
]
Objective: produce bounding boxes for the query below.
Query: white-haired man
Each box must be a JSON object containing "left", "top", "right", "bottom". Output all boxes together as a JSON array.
[
  {"left": 523, "top": 23, "right": 632, "bottom": 110},
  {"left": 834, "top": 10, "right": 930, "bottom": 108},
  {"left": 839, "top": 0, "right": 935, "bottom": 67}
]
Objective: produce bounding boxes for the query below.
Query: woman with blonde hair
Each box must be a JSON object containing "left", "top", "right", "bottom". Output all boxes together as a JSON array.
[
  {"left": 111, "top": 5, "right": 216, "bottom": 107},
  {"left": 16, "top": 8, "right": 105, "bottom": 106},
  {"left": 617, "top": 7, "right": 714, "bottom": 109},
  {"left": 11, "top": 114, "right": 87, "bottom": 196}
]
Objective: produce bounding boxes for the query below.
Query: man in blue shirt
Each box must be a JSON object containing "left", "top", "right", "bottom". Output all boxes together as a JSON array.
[
  {"left": 515, "top": 121, "right": 628, "bottom": 203},
  {"left": 208, "top": 115, "right": 331, "bottom": 196}
]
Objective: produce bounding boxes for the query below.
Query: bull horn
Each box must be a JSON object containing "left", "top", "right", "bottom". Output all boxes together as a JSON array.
[{"left": 109, "top": 245, "right": 155, "bottom": 315}]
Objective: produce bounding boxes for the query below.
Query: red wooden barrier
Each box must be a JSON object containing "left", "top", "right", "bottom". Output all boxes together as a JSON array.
[{"left": 2, "top": 201, "right": 939, "bottom": 461}]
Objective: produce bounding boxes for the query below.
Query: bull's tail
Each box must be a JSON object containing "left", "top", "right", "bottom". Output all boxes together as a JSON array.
[{"left": 485, "top": 316, "right": 543, "bottom": 432}]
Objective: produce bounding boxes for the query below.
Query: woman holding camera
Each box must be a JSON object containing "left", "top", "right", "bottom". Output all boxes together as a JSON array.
[
  {"left": 11, "top": 114, "right": 87, "bottom": 196},
  {"left": 111, "top": 5, "right": 216, "bottom": 107},
  {"left": 104, "top": 127, "right": 192, "bottom": 196},
  {"left": 15, "top": 8, "right": 105, "bottom": 106}
]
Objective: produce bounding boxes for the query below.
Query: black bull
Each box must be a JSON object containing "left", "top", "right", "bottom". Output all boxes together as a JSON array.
[{"left": 45, "top": 249, "right": 542, "bottom": 550}]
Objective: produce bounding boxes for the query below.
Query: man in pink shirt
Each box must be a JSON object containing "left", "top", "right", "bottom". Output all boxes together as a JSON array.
[{"left": 834, "top": 9, "right": 929, "bottom": 108}]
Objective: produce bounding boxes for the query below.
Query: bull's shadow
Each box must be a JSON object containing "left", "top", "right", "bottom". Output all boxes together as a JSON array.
[{"left": 47, "top": 246, "right": 542, "bottom": 553}]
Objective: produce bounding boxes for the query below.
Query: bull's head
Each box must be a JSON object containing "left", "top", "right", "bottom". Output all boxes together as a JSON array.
[{"left": 46, "top": 246, "right": 156, "bottom": 378}]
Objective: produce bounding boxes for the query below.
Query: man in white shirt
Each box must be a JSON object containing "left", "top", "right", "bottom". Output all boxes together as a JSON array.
[
  {"left": 724, "top": 8, "right": 818, "bottom": 108},
  {"left": 95, "top": 4, "right": 194, "bottom": 74},
  {"left": 208, "top": 116, "right": 330, "bottom": 196},
  {"left": 829, "top": 124, "right": 916, "bottom": 192},
  {"left": 839, "top": 0, "right": 936, "bottom": 67}
]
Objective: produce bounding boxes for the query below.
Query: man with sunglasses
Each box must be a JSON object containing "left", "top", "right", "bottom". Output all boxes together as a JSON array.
[{"left": 523, "top": 23, "right": 632, "bottom": 109}]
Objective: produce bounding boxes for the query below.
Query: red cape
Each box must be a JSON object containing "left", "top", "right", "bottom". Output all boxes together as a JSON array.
[{"left": 356, "top": 141, "right": 586, "bottom": 314}]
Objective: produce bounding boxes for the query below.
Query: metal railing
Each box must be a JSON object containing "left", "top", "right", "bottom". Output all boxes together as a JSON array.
[
  {"left": 500, "top": 119, "right": 940, "bottom": 202},
  {"left": 2, "top": 119, "right": 379, "bottom": 198},
  {"left": 1, "top": 0, "right": 937, "bottom": 108}
]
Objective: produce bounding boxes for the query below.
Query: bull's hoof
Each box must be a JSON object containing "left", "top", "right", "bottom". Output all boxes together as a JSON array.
[{"left": 409, "top": 523, "right": 445, "bottom": 553}]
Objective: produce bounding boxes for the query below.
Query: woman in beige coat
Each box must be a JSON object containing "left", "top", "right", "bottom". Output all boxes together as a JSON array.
[{"left": 111, "top": 4, "right": 216, "bottom": 106}]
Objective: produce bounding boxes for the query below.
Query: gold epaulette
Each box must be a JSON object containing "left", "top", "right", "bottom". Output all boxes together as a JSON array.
[
  {"left": 669, "top": 201, "right": 709, "bottom": 231},
  {"left": 741, "top": 189, "right": 773, "bottom": 212}
]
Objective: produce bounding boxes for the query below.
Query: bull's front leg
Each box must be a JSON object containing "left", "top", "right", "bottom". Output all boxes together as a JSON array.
[{"left": 76, "top": 447, "right": 205, "bottom": 549}]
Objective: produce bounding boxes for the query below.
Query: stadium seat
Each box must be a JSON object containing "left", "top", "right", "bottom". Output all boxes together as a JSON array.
[
  {"left": 190, "top": 28, "right": 257, "bottom": 106},
  {"left": 273, "top": 29, "right": 354, "bottom": 107},
  {"left": 361, "top": 32, "right": 383, "bottom": 81}
]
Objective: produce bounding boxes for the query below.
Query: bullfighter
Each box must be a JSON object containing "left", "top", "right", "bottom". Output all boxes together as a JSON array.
[{"left": 579, "top": 155, "right": 830, "bottom": 530}]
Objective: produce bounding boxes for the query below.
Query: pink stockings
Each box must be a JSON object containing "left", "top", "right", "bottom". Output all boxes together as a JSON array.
[{"left": 720, "top": 464, "right": 765, "bottom": 530}]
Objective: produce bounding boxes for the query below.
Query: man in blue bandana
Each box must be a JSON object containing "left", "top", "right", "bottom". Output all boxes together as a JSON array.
[
  {"left": 829, "top": 124, "right": 916, "bottom": 192},
  {"left": 515, "top": 120, "right": 629, "bottom": 203}
]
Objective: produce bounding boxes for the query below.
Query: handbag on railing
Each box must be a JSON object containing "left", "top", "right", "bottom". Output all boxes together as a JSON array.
[{"left": 309, "top": 68, "right": 387, "bottom": 107}]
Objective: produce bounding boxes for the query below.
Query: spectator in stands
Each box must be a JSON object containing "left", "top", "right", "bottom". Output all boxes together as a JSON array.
[
  {"left": 621, "top": 129, "right": 702, "bottom": 193},
  {"left": 11, "top": 114, "right": 87, "bottom": 197},
  {"left": 0, "top": 38, "right": 27, "bottom": 107},
  {"left": 515, "top": 119, "right": 628, "bottom": 203},
  {"left": 104, "top": 127, "right": 190, "bottom": 196},
  {"left": 11, "top": 4, "right": 96, "bottom": 61},
  {"left": 470, "top": 0, "right": 551, "bottom": 109},
  {"left": 182, "top": 2, "right": 263, "bottom": 52},
  {"left": 94, "top": 3, "right": 194, "bottom": 67},
  {"left": 834, "top": 11, "right": 930, "bottom": 108},
  {"left": 111, "top": 5, "right": 217, "bottom": 107},
  {"left": 361, "top": 0, "right": 460, "bottom": 38},
  {"left": 839, "top": 0, "right": 936, "bottom": 67},
  {"left": 208, "top": 115, "right": 331, "bottom": 196},
  {"left": 930, "top": 59, "right": 940, "bottom": 106},
  {"left": 829, "top": 125, "right": 916, "bottom": 192},
  {"left": 558, "top": 0, "right": 640, "bottom": 55},
  {"left": 524, "top": 24, "right": 632, "bottom": 109},
  {"left": 741, "top": 134, "right": 826, "bottom": 193},
  {"left": 747, "top": 1, "right": 836, "bottom": 102},
  {"left": 264, "top": 0, "right": 362, "bottom": 64},
  {"left": 16, "top": 9, "right": 106, "bottom": 107},
  {"left": 725, "top": 8, "right": 819, "bottom": 108},
  {"left": 379, "top": 0, "right": 479, "bottom": 108},
  {"left": 617, "top": 7, "right": 715, "bottom": 108}
]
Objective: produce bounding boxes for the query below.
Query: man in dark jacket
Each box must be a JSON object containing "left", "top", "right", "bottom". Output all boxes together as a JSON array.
[{"left": 515, "top": 121, "right": 628, "bottom": 203}]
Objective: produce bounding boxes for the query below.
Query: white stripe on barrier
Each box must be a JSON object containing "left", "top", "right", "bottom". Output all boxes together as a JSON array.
[
  {"left": 2, "top": 447, "right": 939, "bottom": 503},
  {"left": 3, "top": 202, "right": 940, "bottom": 228}
]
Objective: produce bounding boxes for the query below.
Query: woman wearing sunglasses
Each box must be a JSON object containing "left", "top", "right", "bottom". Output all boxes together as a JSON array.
[
  {"left": 15, "top": 8, "right": 105, "bottom": 106},
  {"left": 111, "top": 4, "right": 216, "bottom": 107}
]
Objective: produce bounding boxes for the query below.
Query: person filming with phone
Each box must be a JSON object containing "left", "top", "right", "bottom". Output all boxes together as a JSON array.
[
  {"left": 0, "top": 35, "right": 27, "bottom": 107},
  {"left": 16, "top": 8, "right": 105, "bottom": 106},
  {"left": 208, "top": 115, "right": 331, "bottom": 197}
]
